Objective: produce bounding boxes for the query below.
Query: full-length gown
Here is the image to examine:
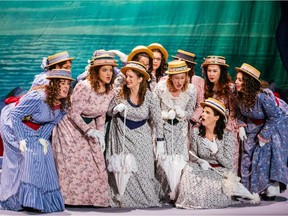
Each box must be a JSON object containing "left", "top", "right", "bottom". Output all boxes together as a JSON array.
[
  {"left": 0, "top": 90, "right": 65, "bottom": 212},
  {"left": 52, "top": 79, "right": 115, "bottom": 206},
  {"left": 176, "top": 128, "right": 236, "bottom": 209},
  {"left": 106, "top": 90, "right": 164, "bottom": 208},
  {"left": 238, "top": 88, "right": 288, "bottom": 194}
]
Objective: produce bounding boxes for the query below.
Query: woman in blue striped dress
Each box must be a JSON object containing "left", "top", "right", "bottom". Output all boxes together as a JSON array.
[{"left": 0, "top": 69, "right": 74, "bottom": 213}]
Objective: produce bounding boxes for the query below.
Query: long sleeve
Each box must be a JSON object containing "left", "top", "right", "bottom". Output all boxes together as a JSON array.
[
  {"left": 257, "top": 92, "right": 284, "bottom": 142},
  {"left": 68, "top": 81, "right": 92, "bottom": 133},
  {"left": 10, "top": 91, "right": 42, "bottom": 141},
  {"left": 191, "top": 75, "right": 204, "bottom": 123},
  {"left": 148, "top": 92, "right": 164, "bottom": 138},
  {"left": 214, "top": 130, "right": 235, "bottom": 170}
]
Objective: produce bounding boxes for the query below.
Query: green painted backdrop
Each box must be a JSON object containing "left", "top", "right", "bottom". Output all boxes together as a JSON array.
[{"left": 0, "top": 0, "right": 287, "bottom": 98}]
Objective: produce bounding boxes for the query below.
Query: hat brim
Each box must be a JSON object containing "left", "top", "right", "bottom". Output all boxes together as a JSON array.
[
  {"left": 200, "top": 101, "right": 227, "bottom": 122},
  {"left": 165, "top": 67, "right": 190, "bottom": 75},
  {"left": 45, "top": 57, "right": 74, "bottom": 68},
  {"left": 148, "top": 45, "right": 168, "bottom": 61},
  {"left": 127, "top": 48, "right": 154, "bottom": 61},
  {"left": 202, "top": 62, "right": 229, "bottom": 68},
  {"left": 90, "top": 62, "right": 118, "bottom": 68},
  {"left": 171, "top": 55, "right": 197, "bottom": 64},
  {"left": 235, "top": 67, "right": 261, "bottom": 83},
  {"left": 121, "top": 66, "right": 150, "bottom": 80},
  {"left": 46, "top": 76, "right": 75, "bottom": 81}
]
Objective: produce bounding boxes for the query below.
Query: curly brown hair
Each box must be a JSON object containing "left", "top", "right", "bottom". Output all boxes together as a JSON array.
[
  {"left": 166, "top": 73, "right": 189, "bottom": 92},
  {"left": 87, "top": 65, "right": 115, "bottom": 94},
  {"left": 118, "top": 70, "right": 147, "bottom": 105},
  {"left": 150, "top": 49, "right": 168, "bottom": 82},
  {"left": 198, "top": 107, "right": 226, "bottom": 140},
  {"left": 236, "top": 72, "right": 261, "bottom": 109},
  {"left": 45, "top": 79, "right": 71, "bottom": 111}
]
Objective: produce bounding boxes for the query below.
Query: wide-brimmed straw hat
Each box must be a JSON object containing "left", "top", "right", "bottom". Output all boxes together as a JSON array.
[
  {"left": 202, "top": 55, "right": 229, "bottom": 68},
  {"left": 200, "top": 97, "right": 228, "bottom": 122},
  {"left": 90, "top": 54, "right": 118, "bottom": 69},
  {"left": 46, "top": 69, "right": 75, "bottom": 81},
  {"left": 165, "top": 60, "right": 190, "bottom": 75},
  {"left": 172, "top": 49, "right": 197, "bottom": 64},
  {"left": 45, "top": 51, "right": 74, "bottom": 68},
  {"left": 235, "top": 63, "right": 261, "bottom": 83},
  {"left": 121, "top": 61, "right": 150, "bottom": 80},
  {"left": 127, "top": 45, "right": 154, "bottom": 61},
  {"left": 147, "top": 43, "right": 168, "bottom": 61}
]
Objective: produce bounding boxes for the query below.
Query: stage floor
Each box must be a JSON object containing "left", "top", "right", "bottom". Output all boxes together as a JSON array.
[{"left": 0, "top": 190, "right": 287, "bottom": 216}]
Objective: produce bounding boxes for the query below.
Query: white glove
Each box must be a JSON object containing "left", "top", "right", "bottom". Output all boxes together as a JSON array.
[
  {"left": 113, "top": 103, "right": 127, "bottom": 115},
  {"left": 109, "top": 50, "right": 128, "bottom": 62},
  {"left": 19, "top": 140, "right": 27, "bottom": 155},
  {"left": 198, "top": 159, "right": 211, "bottom": 171},
  {"left": 259, "top": 140, "right": 266, "bottom": 147},
  {"left": 87, "top": 129, "right": 105, "bottom": 139},
  {"left": 202, "top": 137, "right": 218, "bottom": 154},
  {"left": 161, "top": 111, "right": 169, "bottom": 120},
  {"left": 39, "top": 138, "right": 49, "bottom": 155},
  {"left": 239, "top": 126, "right": 247, "bottom": 141},
  {"left": 98, "top": 135, "right": 106, "bottom": 152},
  {"left": 175, "top": 106, "right": 185, "bottom": 119},
  {"left": 168, "top": 109, "right": 176, "bottom": 120},
  {"left": 156, "top": 141, "right": 165, "bottom": 158}
]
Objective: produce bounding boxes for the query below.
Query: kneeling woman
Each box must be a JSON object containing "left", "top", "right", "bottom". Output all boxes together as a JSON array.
[{"left": 176, "top": 98, "right": 237, "bottom": 209}]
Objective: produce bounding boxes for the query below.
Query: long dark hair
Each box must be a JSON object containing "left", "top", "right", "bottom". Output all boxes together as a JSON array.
[{"left": 198, "top": 107, "right": 226, "bottom": 140}]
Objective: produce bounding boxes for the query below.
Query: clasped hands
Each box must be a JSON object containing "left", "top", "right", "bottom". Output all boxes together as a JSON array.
[{"left": 161, "top": 106, "right": 185, "bottom": 120}]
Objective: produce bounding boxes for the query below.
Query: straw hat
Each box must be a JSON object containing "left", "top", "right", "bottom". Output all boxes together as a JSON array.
[
  {"left": 202, "top": 55, "right": 229, "bottom": 68},
  {"left": 235, "top": 63, "right": 261, "bottom": 83},
  {"left": 90, "top": 54, "right": 118, "bottom": 69},
  {"left": 147, "top": 43, "right": 168, "bottom": 61},
  {"left": 165, "top": 60, "right": 190, "bottom": 75},
  {"left": 45, "top": 51, "right": 74, "bottom": 68},
  {"left": 172, "top": 49, "right": 197, "bottom": 64},
  {"left": 46, "top": 69, "right": 75, "bottom": 81},
  {"left": 200, "top": 97, "right": 228, "bottom": 122},
  {"left": 127, "top": 45, "right": 154, "bottom": 61},
  {"left": 121, "top": 61, "right": 150, "bottom": 80}
]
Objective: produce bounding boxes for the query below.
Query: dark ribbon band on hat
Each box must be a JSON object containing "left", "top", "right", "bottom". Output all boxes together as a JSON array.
[{"left": 176, "top": 53, "right": 195, "bottom": 62}]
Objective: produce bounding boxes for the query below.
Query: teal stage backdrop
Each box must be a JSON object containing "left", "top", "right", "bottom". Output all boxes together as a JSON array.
[{"left": 0, "top": 0, "right": 287, "bottom": 98}]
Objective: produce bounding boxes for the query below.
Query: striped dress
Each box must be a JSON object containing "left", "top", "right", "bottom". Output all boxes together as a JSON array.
[{"left": 0, "top": 90, "right": 65, "bottom": 213}]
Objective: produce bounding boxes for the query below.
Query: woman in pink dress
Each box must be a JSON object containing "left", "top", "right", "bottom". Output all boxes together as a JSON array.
[{"left": 52, "top": 54, "right": 118, "bottom": 206}]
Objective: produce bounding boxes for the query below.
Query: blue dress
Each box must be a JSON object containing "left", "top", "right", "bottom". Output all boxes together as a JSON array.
[
  {"left": 238, "top": 89, "right": 288, "bottom": 194},
  {"left": 0, "top": 90, "right": 65, "bottom": 212}
]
